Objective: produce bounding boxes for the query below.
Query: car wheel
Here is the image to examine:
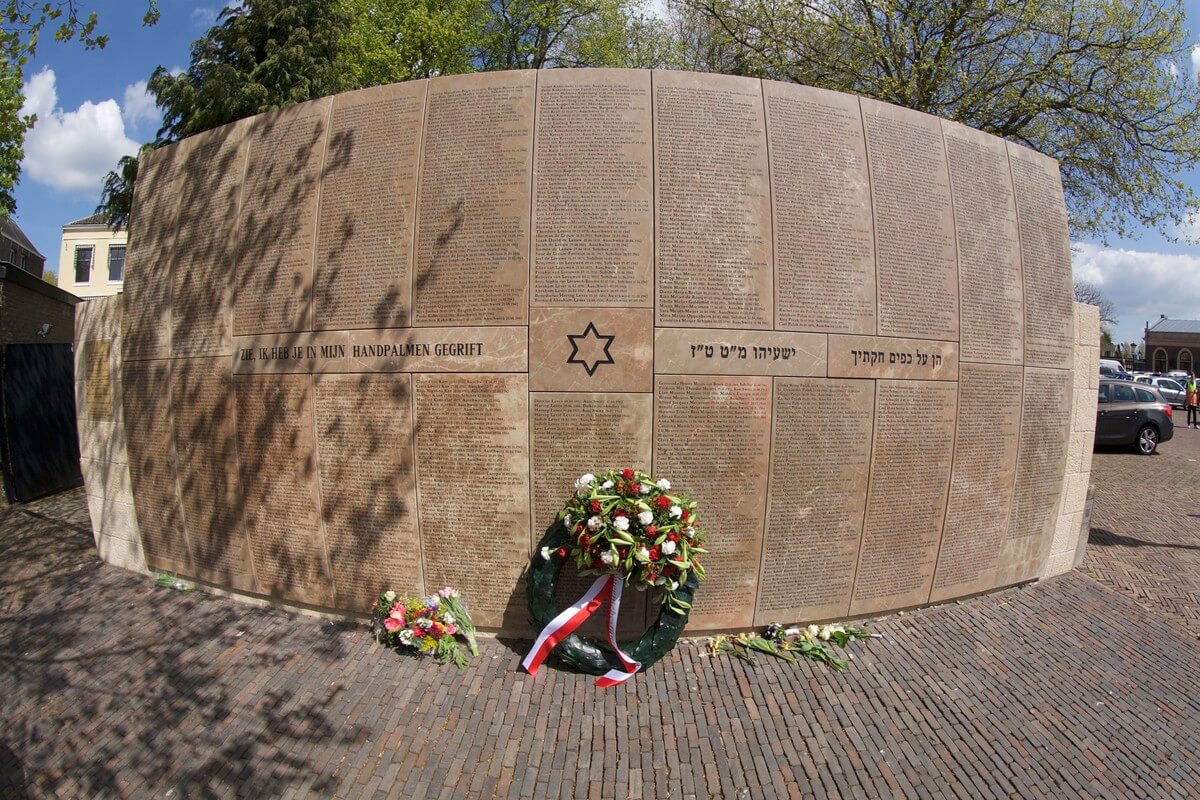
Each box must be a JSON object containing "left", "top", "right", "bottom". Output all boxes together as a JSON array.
[{"left": 1136, "top": 424, "right": 1159, "bottom": 455}]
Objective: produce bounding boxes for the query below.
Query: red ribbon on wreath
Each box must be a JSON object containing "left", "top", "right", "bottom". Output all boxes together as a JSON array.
[{"left": 521, "top": 574, "right": 641, "bottom": 687}]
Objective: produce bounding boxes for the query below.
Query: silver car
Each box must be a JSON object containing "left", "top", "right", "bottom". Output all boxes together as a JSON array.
[{"left": 1133, "top": 376, "right": 1187, "bottom": 408}]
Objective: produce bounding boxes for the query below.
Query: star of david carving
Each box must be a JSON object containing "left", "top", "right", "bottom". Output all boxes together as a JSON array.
[{"left": 566, "top": 322, "right": 616, "bottom": 377}]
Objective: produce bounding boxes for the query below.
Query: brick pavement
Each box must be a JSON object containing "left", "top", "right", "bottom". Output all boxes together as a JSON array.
[{"left": 2, "top": 451, "right": 1200, "bottom": 798}]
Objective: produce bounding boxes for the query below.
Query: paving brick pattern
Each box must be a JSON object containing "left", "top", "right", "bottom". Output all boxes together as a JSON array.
[
  {"left": 1084, "top": 424, "right": 1200, "bottom": 635},
  {"left": 2, "top": 446, "right": 1200, "bottom": 798}
]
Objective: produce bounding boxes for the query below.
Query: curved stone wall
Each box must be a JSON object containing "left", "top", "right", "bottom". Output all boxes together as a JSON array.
[{"left": 100, "top": 68, "right": 1079, "bottom": 633}]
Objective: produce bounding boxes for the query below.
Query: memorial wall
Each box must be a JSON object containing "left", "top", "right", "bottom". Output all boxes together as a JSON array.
[{"left": 91, "top": 68, "right": 1082, "bottom": 633}]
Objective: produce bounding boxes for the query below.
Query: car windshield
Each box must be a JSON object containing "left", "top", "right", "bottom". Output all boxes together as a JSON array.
[
  {"left": 1135, "top": 377, "right": 1151, "bottom": 384},
  {"left": 1113, "top": 384, "right": 1137, "bottom": 403}
]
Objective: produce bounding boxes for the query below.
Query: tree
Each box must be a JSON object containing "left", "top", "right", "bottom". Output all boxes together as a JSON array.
[
  {"left": 683, "top": 0, "right": 1200, "bottom": 240},
  {"left": 552, "top": 2, "right": 680, "bottom": 68},
  {"left": 338, "top": 0, "right": 484, "bottom": 87},
  {"left": 147, "top": 0, "right": 350, "bottom": 142},
  {"left": 95, "top": 147, "right": 146, "bottom": 230},
  {"left": 477, "top": 0, "right": 636, "bottom": 70},
  {"left": 1074, "top": 280, "right": 1118, "bottom": 330}
]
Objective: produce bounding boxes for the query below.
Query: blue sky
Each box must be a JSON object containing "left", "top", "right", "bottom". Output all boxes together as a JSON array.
[{"left": 11, "top": 0, "right": 1200, "bottom": 349}]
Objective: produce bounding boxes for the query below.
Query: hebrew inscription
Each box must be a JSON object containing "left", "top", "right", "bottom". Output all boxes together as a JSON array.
[
  {"left": 851, "top": 380, "right": 957, "bottom": 615},
  {"left": 315, "top": 82, "right": 426, "bottom": 331},
  {"left": 765, "top": 81, "right": 875, "bottom": 334},
  {"left": 414, "top": 71, "right": 534, "bottom": 326},
  {"left": 757, "top": 379, "right": 874, "bottom": 623},
  {"left": 828, "top": 335, "right": 957, "bottom": 381},
  {"left": 654, "top": 375, "right": 771, "bottom": 629},
  {"left": 655, "top": 328, "right": 825, "bottom": 377},
  {"left": 654, "top": 71, "right": 772, "bottom": 329},
  {"left": 533, "top": 69, "right": 652, "bottom": 307}
]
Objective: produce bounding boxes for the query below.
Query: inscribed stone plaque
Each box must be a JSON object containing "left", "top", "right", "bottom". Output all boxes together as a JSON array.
[
  {"left": 232, "top": 326, "right": 528, "bottom": 375},
  {"left": 413, "top": 70, "right": 534, "bottom": 326},
  {"left": 1008, "top": 143, "right": 1073, "bottom": 370},
  {"left": 930, "top": 363, "right": 1023, "bottom": 602},
  {"left": 81, "top": 340, "right": 113, "bottom": 420},
  {"left": 123, "top": 359, "right": 191, "bottom": 575},
  {"left": 860, "top": 98, "right": 958, "bottom": 340},
  {"left": 529, "top": 307, "right": 652, "bottom": 392},
  {"left": 531, "top": 391, "right": 653, "bottom": 635},
  {"left": 413, "top": 373, "right": 530, "bottom": 629},
  {"left": 943, "top": 120, "right": 1022, "bottom": 364},
  {"left": 997, "top": 367, "right": 1072, "bottom": 585},
  {"left": 851, "top": 380, "right": 956, "bottom": 615},
  {"left": 532, "top": 69, "right": 652, "bottom": 307},
  {"left": 172, "top": 357, "right": 255, "bottom": 591},
  {"left": 314, "top": 373, "right": 421, "bottom": 611},
  {"left": 123, "top": 143, "right": 185, "bottom": 360},
  {"left": 314, "top": 81, "right": 427, "bottom": 331},
  {"left": 654, "top": 71, "right": 772, "bottom": 329},
  {"left": 172, "top": 120, "right": 250, "bottom": 357},
  {"left": 233, "top": 98, "right": 331, "bottom": 336},
  {"left": 235, "top": 374, "right": 332, "bottom": 605},
  {"left": 654, "top": 328, "right": 825, "bottom": 377},
  {"left": 764, "top": 81, "right": 875, "bottom": 334},
  {"left": 828, "top": 335, "right": 958, "bottom": 381},
  {"left": 654, "top": 375, "right": 771, "bottom": 629},
  {"left": 756, "top": 378, "right": 873, "bottom": 623}
]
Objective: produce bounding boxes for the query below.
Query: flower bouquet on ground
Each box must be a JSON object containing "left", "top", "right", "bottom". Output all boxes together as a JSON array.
[
  {"left": 708, "top": 622, "right": 874, "bottom": 671},
  {"left": 371, "top": 587, "right": 479, "bottom": 668},
  {"left": 552, "top": 468, "right": 708, "bottom": 613}
]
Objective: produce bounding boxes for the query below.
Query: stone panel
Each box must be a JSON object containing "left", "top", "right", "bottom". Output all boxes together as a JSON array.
[
  {"left": 930, "top": 363, "right": 1022, "bottom": 602},
  {"left": 123, "top": 142, "right": 186, "bottom": 360},
  {"left": 531, "top": 391, "right": 652, "bottom": 635},
  {"left": 235, "top": 374, "right": 332, "bottom": 605},
  {"left": 413, "top": 373, "right": 530, "bottom": 629},
  {"left": 756, "top": 378, "right": 873, "bottom": 623},
  {"left": 172, "top": 120, "right": 251, "bottom": 356},
  {"left": 1009, "top": 143, "right": 1073, "bottom": 370},
  {"left": 314, "top": 373, "right": 422, "bottom": 611},
  {"left": 80, "top": 340, "right": 113, "bottom": 420},
  {"left": 532, "top": 69, "right": 652, "bottom": 308},
  {"left": 998, "top": 367, "right": 1072, "bottom": 585},
  {"left": 413, "top": 70, "right": 534, "bottom": 326},
  {"left": 654, "top": 328, "right": 825, "bottom": 377},
  {"left": 234, "top": 98, "right": 331, "bottom": 336},
  {"left": 828, "top": 335, "right": 957, "bottom": 381},
  {"left": 851, "top": 380, "right": 957, "bottom": 615},
  {"left": 173, "top": 357, "right": 255, "bottom": 591},
  {"left": 314, "top": 81, "right": 427, "bottom": 331},
  {"left": 943, "top": 120, "right": 1022, "bottom": 364},
  {"left": 654, "top": 375, "right": 771, "bottom": 629},
  {"left": 861, "top": 98, "right": 958, "bottom": 340},
  {"left": 654, "top": 71, "right": 772, "bottom": 329},
  {"left": 764, "top": 81, "right": 875, "bottom": 334},
  {"left": 529, "top": 307, "right": 652, "bottom": 392},
  {"left": 124, "top": 359, "right": 191, "bottom": 574}
]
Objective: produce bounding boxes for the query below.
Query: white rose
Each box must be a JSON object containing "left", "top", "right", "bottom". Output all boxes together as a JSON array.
[
  {"left": 576, "top": 473, "right": 595, "bottom": 488},
  {"left": 639, "top": 484, "right": 651, "bottom": 495},
  {"left": 661, "top": 540, "right": 677, "bottom": 556},
  {"left": 685, "top": 526, "right": 695, "bottom": 539},
  {"left": 540, "top": 546, "right": 552, "bottom": 560},
  {"left": 669, "top": 505, "right": 682, "bottom": 519},
  {"left": 806, "top": 624, "right": 820, "bottom": 639},
  {"left": 587, "top": 515, "right": 603, "bottom": 531},
  {"left": 818, "top": 625, "right": 832, "bottom": 641},
  {"left": 601, "top": 480, "right": 614, "bottom": 489},
  {"left": 668, "top": 580, "right": 679, "bottom": 591},
  {"left": 654, "top": 576, "right": 666, "bottom": 586},
  {"left": 636, "top": 546, "right": 650, "bottom": 560},
  {"left": 563, "top": 514, "right": 572, "bottom": 529},
  {"left": 638, "top": 511, "right": 654, "bottom": 525},
  {"left": 600, "top": 551, "right": 616, "bottom": 566},
  {"left": 656, "top": 478, "right": 671, "bottom": 491},
  {"left": 383, "top": 590, "right": 396, "bottom": 602},
  {"left": 613, "top": 516, "right": 630, "bottom": 531}
]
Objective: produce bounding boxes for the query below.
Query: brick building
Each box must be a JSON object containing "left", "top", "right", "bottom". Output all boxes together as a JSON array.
[
  {"left": 0, "top": 263, "right": 77, "bottom": 345},
  {"left": 0, "top": 217, "right": 47, "bottom": 279},
  {"left": 1144, "top": 316, "right": 1200, "bottom": 374}
]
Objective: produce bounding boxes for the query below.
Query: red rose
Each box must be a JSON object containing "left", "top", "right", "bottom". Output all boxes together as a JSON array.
[
  {"left": 681, "top": 509, "right": 690, "bottom": 521},
  {"left": 575, "top": 523, "right": 584, "bottom": 533},
  {"left": 648, "top": 545, "right": 661, "bottom": 561},
  {"left": 618, "top": 546, "right": 628, "bottom": 558},
  {"left": 655, "top": 496, "right": 670, "bottom": 509},
  {"left": 590, "top": 500, "right": 601, "bottom": 514},
  {"left": 555, "top": 547, "right": 567, "bottom": 557},
  {"left": 614, "top": 508, "right": 628, "bottom": 517},
  {"left": 646, "top": 525, "right": 657, "bottom": 537},
  {"left": 629, "top": 482, "right": 640, "bottom": 494},
  {"left": 413, "top": 628, "right": 426, "bottom": 638},
  {"left": 580, "top": 533, "right": 590, "bottom": 548},
  {"left": 667, "top": 532, "right": 680, "bottom": 543},
  {"left": 665, "top": 565, "right": 679, "bottom": 577}
]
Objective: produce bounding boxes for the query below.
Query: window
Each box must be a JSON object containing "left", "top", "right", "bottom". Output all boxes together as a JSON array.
[
  {"left": 1179, "top": 349, "right": 1193, "bottom": 374},
  {"left": 73, "top": 246, "right": 93, "bottom": 283},
  {"left": 8, "top": 246, "right": 16, "bottom": 265},
  {"left": 1135, "top": 388, "right": 1157, "bottom": 403},
  {"left": 20, "top": 252, "right": 26, "bottom": 270},
  {"left": 108, "top": 245, "right": 125, "bottom": 282},
  {"left": 1153, "top": 348, "right": 1168, "bottom": 373},
  {"left": 1113, "top": 384, "right": 1136, "bottom": 403},
  {"left": 1135, "top": 376, "right": 1151, "bottom": 384},
  {"left": 1160, "top": 379, "right": 1183, "bottom": 393},
  {"left": 1098, "top": 384, "right": 1111, "bottom": 403}
]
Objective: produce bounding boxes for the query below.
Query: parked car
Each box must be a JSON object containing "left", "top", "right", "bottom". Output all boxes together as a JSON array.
[
  {"left": 1133, "top": 375, "right": 1187, "bottom": 408},
  {"left": 1099, "top": 358, "right": 1127, "bottom": 378},
  {"left": 1168, "top": 370, "right": 1192, "bottom": 381},
  {"left": 1096, "top": 379, "right": 1174, "bottom": 454}
]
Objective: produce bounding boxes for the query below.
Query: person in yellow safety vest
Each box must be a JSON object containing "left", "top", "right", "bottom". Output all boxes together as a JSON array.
[{"left": 1187, "top": 375, "right": 1199, "bottom": 429}]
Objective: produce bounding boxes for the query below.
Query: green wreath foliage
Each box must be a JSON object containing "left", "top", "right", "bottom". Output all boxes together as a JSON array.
[{"left": 527, "top": 522, "right": 700, "bottom": 676}]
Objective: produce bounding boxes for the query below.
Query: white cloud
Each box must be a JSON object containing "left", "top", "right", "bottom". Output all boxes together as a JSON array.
[
  {"left": 191, "top": 6, "right": 218, "bottom": 28},
  {"left": 1192, "top": 44, "right": 1200, "bottom": 79},
  {"left": 1072, "top": 241, "right": 1200, "bottom": 343},
  {"left": 122, "top": 80, "right": 158, "bottom": 129},
  {"left": 19, "top": 67, "right": 141, "bottom": 195},
  {"left": 1175, "top": 212, "right": 1200, "bottom": 244}
]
